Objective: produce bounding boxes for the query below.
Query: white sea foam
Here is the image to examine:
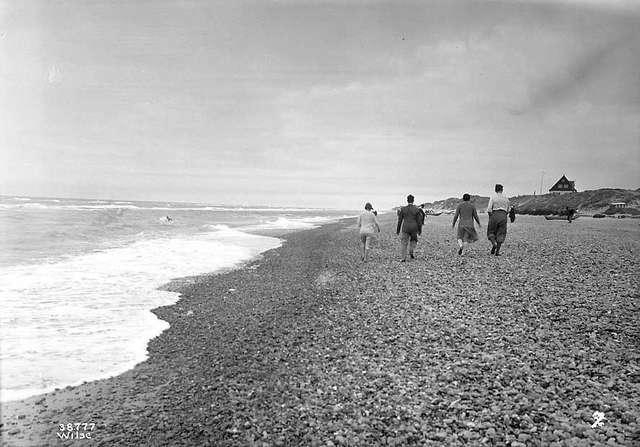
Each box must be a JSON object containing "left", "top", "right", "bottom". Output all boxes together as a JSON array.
[
  {"left": 1, "top": 196, "right": 357, "bottom": 214},
  {"left": 0, "top": 203, "right": 336, "bottom": 212},
  {"left": 0, "top": 229, "right": 281, "bottom": 402},
  {"left": 0, "top": 203, "right": 139, "bottom": 211},
  {"left": 250, "top": 216, "right": 326, "bottom": 230},
  {"left": 57, "top": 204, "right": 142, "bottom": 210},
  {"left": 204, "top": 224, "right": 233, "bottom": 231},
  {"left": 4, "top": 203, "right": 52, "bottom": 210},
  {"left": 209, "top": 207, "right": 333, "bottom": 212},
  {"left": 246, "top": 215, "right": 354, "bottom": 231},
  {"left": 202, "top": 217, "right": 341, "bottom": 232}
]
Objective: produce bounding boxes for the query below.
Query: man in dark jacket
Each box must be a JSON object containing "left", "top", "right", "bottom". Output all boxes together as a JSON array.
[{"left": 396, "top": 194, "right": 424, "bottom": 261}]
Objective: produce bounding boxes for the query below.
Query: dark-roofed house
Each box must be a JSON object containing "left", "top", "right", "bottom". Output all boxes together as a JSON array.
[{"left": 549, "top": 175, "right": 577, "bottom": 194}]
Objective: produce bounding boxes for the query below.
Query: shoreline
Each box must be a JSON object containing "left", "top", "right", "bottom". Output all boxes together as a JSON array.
[
  {"left": 0, "top": 216, "right": 350, "bottom": 404},
  {"left": 0, "top": 225, "right": 287, "bottom": 405},
  {"left": 2, "top": 215, "right": 639, "bottom": 446},
  {"left": 0, "top": 218, "right": 352, "bottom": 444}
]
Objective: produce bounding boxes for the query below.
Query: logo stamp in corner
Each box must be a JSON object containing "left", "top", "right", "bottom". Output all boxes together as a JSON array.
[{"left": 56, "top": 423, "right": 96, "bottom": 440}]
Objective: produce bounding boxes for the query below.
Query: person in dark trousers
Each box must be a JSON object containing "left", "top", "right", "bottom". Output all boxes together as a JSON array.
[
  {"left": 452, "top": 193, "right": 481, "bottom": 255},
  {"left": 396, "top": 194, "right": 424, "bottom": 261},
  {"left": 486, "top": 184, "right": 510, "bottom": 256}
]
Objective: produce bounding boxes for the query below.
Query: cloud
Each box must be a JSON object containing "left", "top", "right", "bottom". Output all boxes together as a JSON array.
[
  {"left": 518, "top": 32, "right": 640, "bottom": 113},
  {"left": 2, "top": 0, "right": 638, "bottom": 207},
  {"left": 503, "top": 0, "right": 640, "bottom": 13}
]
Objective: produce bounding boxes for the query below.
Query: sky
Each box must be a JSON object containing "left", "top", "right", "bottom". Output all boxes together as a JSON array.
[{"left": 1, "top": 0, "right": 638, "bottom": 209}]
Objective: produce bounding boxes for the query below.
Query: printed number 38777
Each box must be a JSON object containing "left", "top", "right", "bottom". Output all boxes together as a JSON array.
[{"left": 59, "top": 423, "right": 96, "bottom": 431}]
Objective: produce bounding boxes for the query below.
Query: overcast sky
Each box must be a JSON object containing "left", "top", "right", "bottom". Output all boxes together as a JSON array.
[{"left": 1, "top": 0, "right": 638, "bottom": 209}]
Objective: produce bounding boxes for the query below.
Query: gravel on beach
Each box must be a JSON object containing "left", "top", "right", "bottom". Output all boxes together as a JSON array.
[{"left": 1, "top": 214, "right": 639, "bottom": 446}]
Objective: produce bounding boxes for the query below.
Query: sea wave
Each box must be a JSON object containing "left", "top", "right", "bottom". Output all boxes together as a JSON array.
[
  {"left": 241, "top": 215, "right": 355, "bottom": 231},
  {"left": 0, "top": 203, "right": 140, "bottom": 211},
  {"left": 250, "top": 216, "right": 331, "bottom": 230},
  {"left": 0, "top": 202, "right": 342, "bottom": 212},
  {"left": 0, "top": 230, "right": 282, "bottom": 402}
]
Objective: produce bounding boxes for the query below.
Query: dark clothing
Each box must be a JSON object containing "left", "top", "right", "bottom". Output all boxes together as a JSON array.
[
  {"left": 452, "top": 202, "right": 479, "bottom": 227},
  {"left": 458, "top": 225, "right": 479, "bottom": 242},
  {"left": 402, "top": 229, "right": 419, "bottom": 242},
  {"left": 397, "top": 204, "right": 424, "bottom": 235},
  {"left": 509, "top": 208, "right": 516, "bottom": 223},
  {"left": 453, "top": 202, "right": 480, "bottom": 243},
  {"left": 565, "top": 208, "right": 575, "bottom": 222},
  {"left": 487, "top": 210, "right": 508, "bottom": 244},
  {"left": 397, "top": 204, "right": 423, "bottom": 261}
]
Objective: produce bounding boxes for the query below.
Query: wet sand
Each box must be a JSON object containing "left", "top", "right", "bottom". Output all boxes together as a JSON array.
[{"left": 1, "top": 214, "right": 639, "bottom": 446}]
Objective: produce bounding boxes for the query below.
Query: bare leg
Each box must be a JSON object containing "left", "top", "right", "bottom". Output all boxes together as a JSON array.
[
  {"left": 364, "top": 236, "right": 372, "bottom": 261},
  {"left": 409, "top": 240, "right": 417, "bottom": 259},
  {"left": 400, "top": 233, "right": 408, "bottom": 261},
  {"left": 457, "top": 239, "right": 463, "bottom": 255}
]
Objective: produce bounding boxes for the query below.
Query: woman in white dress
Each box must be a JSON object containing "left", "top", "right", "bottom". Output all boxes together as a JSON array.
[{"left": 357, "top": 202, "right": 380, "bottom": 262}]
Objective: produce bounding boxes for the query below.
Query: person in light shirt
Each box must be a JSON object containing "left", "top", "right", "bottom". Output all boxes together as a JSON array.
[
  {"left": 357, "top": 202, "right": 380, "bottom": 262},
  {"left": 486, "top": 184, "right": 511, "bottom": 256}
]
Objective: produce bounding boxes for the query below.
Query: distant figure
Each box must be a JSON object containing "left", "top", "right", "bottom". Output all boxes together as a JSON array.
[
  {"left": 509, "top": 207, "right": 516, "bottom": 223},
  {"left": 396, "top": 194, "right": 424, "bottom": 261},
  {"left": 357, "top": 202, "right": 380, "bottom": 262},
  {"left": 486, "top": 184, "right": 511, "bottom": 256},
  {"left": 565, "top": 206, "right": 575, "bottom": 223},
  {"left": 373, "top": 210, "right": 378, "bottom": 216},
  {"left": 452, "top": 193, "right": 481, "bottom": 255},
  {"left": 418, "top": 204, "right": 426, "bottom": 222},
  {"left": 166, "top": 215, "right": 173, "bottom": 223}
]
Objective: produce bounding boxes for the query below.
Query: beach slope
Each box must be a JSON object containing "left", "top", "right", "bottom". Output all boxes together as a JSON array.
[{"left": 1, "top": 215, "right": 639, "bottom": 446}]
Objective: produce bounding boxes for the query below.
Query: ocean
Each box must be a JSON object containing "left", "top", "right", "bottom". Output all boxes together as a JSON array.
[{"left": 0, "top": 195, "right": 354, "bottom": 402}]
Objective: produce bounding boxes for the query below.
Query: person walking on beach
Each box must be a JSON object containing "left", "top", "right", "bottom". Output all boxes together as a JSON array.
[
  {"left": 452, "top": 193, "right": 481, "bottom": 255},
  {"left": 396, "top": 194, "right": 424, "bottom": 261},
  {"left": 418, "top": 204, "right": 427, "bottom": 229},
  {"left": 486, "top": 184, "right": 510, "bottom": 256},
  {"left": 357, "top": 202, "right": 380, "bottom": 262}
]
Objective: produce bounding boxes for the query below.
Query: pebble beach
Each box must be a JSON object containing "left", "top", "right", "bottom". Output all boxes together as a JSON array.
[{"left": 1, "top": 213, "right": 639, "bottom": 446}]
